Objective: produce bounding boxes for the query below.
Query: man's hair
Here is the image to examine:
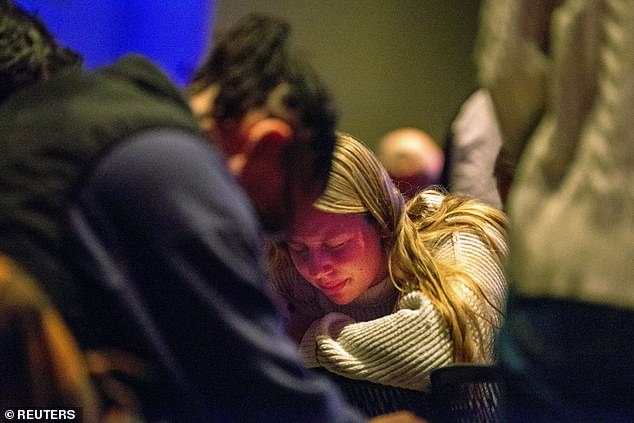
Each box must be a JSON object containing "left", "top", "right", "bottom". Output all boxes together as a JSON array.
[
  {"left": 0, "top": 0, "right": 82, "bottom": 103},
  {"left": 188, "top": 13, "right": 338, "bottom": 184}
]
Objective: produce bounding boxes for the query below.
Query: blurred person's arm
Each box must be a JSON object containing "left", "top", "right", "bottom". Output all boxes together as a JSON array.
[{"left": 446, "top": 89, "right": 503, "bottom": 208}]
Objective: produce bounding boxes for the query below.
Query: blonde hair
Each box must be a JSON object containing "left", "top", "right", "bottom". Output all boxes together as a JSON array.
[
  {"left": 391, "top": 191, "right": 506, "bottom": 361},
  {"left": 269, "top": 133, "right": 507, "bottom": 362},
  {"left": 314, "top": 133, "right": 404, "bottom": 240}
]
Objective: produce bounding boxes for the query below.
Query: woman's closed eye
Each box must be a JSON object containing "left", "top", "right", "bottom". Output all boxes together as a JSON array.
[
  {"left": 287, "top": 239, "right": 348, "bottom": 254},
  {"left": 325, "top": 240, "right": 347, "bottom": 250},
  {"left": 287, "top": 242, "right": 307, "bottom": 253}
]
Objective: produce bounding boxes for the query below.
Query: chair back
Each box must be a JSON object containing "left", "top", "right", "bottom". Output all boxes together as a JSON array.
[
  {"left": 430, "top": 364, "right": 502, "bottom": 423},
  {"left": 313, "top": 369, "right": 432, "bottom": 419}
]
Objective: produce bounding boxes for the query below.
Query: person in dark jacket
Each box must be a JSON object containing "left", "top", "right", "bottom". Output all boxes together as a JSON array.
[{"left": 0, "top": 3, "right": 427, "bottom": 422}]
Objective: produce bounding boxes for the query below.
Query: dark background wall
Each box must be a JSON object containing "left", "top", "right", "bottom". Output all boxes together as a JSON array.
[{"left": 212, "top": 0, "right": 482, "bottom": 149}]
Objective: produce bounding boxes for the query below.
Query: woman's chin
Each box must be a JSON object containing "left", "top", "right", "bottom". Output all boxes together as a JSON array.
[
  {"left": 329, "top": 296, "right": 352, "bottom": 305},
  {"left": 327, "top": 291, "right": 357, "bottom": 306}
]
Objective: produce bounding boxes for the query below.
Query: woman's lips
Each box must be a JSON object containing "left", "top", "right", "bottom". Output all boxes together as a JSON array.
[{"left": 321, "top": 278, "right": 348, "bottom": 296}]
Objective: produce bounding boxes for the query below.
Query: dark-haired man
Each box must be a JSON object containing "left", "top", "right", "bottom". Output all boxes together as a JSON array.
[
  {"left": 187, "top": 13, "right": 341, "bottom": 235},
  {"left": 0, "top": 3, "right": 424, "bottom": 422}
]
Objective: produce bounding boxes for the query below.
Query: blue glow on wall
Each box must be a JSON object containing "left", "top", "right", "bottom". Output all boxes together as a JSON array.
[{"left": 15, "top": 0, "right": 214, "bottom": 86}]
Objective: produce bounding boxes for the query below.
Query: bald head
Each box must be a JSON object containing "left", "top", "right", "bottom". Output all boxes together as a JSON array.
[{"left": 378, "top": 128, "right": 444, "bottom": 197}]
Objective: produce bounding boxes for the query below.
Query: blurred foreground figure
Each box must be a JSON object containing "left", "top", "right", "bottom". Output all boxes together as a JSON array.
[
  {"left": 377, "top": 127, "right": 444, "bottom": 198},
  {"left": 477, "top": 0, "right": 634, "bottom": 421},
  {"left": 442, "top": 89, "right": 504, "bottom": 209},
  {"left": 1, "top": 4, "right": 426, "bottom": 422}
]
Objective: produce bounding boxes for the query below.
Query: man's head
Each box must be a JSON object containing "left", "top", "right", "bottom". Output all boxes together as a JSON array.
[
  {"left": 187, "top": 13, "right": 338, "bottom": 235},
  {"left": 377, "top": 127, "right": 444, "bottom": 198},
  {"left": 0, "top": 0, "right": 82, "bottom": 103}
]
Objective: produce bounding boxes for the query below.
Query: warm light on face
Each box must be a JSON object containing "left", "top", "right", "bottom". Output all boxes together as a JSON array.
[
  {"left": 188, "top": 84, "right": 251, "bottom": 164},
  {"left": 287, "top": 209, "right": 388, "bottom": 305},
  {"left": 189, "top": 85, "right": 217, "bottom": 140}
]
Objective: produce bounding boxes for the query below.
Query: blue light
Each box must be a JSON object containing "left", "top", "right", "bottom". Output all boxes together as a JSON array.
[{"left": 15, "top": 0, "right": 214, "bottom": 86}]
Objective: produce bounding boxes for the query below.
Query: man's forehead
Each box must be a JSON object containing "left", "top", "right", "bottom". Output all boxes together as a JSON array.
[
  {"left": 189, "top": 84, "right": 218, "bottom": 120},
  {"left": 189, "top": 82, "right": 301, "bottom": 131}
]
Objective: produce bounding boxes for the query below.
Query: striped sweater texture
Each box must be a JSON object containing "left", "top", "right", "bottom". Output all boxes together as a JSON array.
[{"left": 272, "top": 226, "right": 507, "bottom": 391}]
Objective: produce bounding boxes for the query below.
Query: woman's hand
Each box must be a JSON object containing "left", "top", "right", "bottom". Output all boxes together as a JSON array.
[{"left": 369, "top": 411, "right": 428, "bottom": 423}]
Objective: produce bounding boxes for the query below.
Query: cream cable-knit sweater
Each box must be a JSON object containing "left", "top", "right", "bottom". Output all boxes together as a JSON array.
[
  {"left": 477, "top": 0, "right": 634, "bottom": 309},
  {"left": 272, "top": 225, "right": 507, "bottom": 392}
]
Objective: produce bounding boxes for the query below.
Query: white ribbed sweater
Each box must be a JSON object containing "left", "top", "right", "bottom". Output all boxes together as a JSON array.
[{"left": 272, "top": 228, "right": 507, "bottom": 392}]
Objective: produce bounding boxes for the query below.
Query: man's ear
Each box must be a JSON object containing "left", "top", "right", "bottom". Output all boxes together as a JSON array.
[
  {"left": 246, "top": 118, "right": 293, "bottom": 148},
  {"left": 228, "top": 118, "right": 294, "bottom": 175}
]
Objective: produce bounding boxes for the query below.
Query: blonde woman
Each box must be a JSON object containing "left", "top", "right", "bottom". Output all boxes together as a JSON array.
[{"left": 268, "top": 133, "right": 507, "bottom": 391}]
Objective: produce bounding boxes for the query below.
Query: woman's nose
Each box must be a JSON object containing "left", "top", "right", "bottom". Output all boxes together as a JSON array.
[{"left": 306, "top": 250, "right": 332, "bottom": 279}]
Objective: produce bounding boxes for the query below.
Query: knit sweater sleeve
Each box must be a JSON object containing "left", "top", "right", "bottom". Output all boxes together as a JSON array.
[
  {"left": 299, "top": 291, "right": 452, "bottom": 391},
  {"left": 297, "top": 229, "right": 507, "bottom": 392},
  {"left": 271, "top": 267, "right": 325, "bottom": 344}
]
